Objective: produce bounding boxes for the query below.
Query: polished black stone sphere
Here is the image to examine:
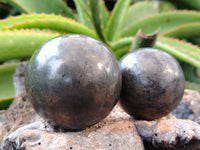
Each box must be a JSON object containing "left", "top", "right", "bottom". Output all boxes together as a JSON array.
[
  {"left": 119, "top": 48, "right": 185, "bottom": 120},
  {"left": 25, "top": 34, "right": 122, "bottom": 130}
]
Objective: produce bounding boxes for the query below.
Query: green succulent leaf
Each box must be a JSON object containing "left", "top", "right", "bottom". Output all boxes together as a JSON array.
[
  {"left": 5, "top": 0, "right": 75, "bottom": 19},
  {"left": 0, "top": 97, "right": 13, "bottom": 110},
  {"left": 122, "top": 11, "right": 200, "bottom": 37},
  {"left": 156, "top": 37, "right": 200, "bottom": 69},
  {"left": 110, "top": 36, "right": 133, "bottom": 52},
  {"left": 130, "top": 28, "right": 159, "bottom": 51},
  {"left": 89, "top": 0, "right": 108, "bottom": 41},
  {"left": 159, "top": 1, "right": 176, "bottom": 12},
  {"left": 0, "top": 29, "right": 60, "bottom": 61},
  {"left": 180, "top": 62, "right": 200, "bottom": 83},
  {"left": 114, "top": 45, "right": 131, "bottom": 60},
  {"left": 122, "top": 1, "right": 158, "bottom": 30},
  {"left": 0, "top": 62, "right": 18, "bottom": 109},
  {"left": 99, "top": 0, "right": 109, "bottom": 32},
  {"left": 111, "top": 36, "right": 200, "bottom": 69},
  {"left": 162, "top": 22, "right": 200, "bottom": 38},
  {"left": 169, "top": 0, "right": 200, "bottom": 10},
  {"left": 181, "top": 0, "right": 200, "bottom": 10},
  {"left": 185, "top": 81, "right": 200, "bottom": 92},
  {"left": 105, "top": 0, "right": 131, "bottom": 42},
  {"left": 73, "top": 0, "right": 94, "bottom": 29},
  {"left": 0, "top": 13, "right": 100, "bottom": 40}
]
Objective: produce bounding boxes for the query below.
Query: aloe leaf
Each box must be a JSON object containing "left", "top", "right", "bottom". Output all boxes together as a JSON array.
[
  {"left": 0, "top": 13, "right": 100, "bottom": 40},
  {"left": 156, "top": 37, "right": 200, "bottom": 69},
  {"left": 130, "top": 28, "right": 159, "bottom": 51},
  {"left": 109, "top": 36, "right": 133, "bottom": 59},
  {"left": 99, "top": 0, "right": 109, "bottom": 32},
  {"left": 73, "top": 0, "right": 94, "bottom": 29},
  {"left": 180, "top": 62, "right": 200, "bottom": 84},
  {"left": 0, "top": 97, "right": 14, "bottom": 110},
  {"left": 89, "top": 0, "right": 108, "bottom": 41},
  {"left": 122, "top": 1, "right": 158, "bottom": 30},
  {"left": 162, "top": 22, "right": 200, "bottom": 38},
  {"left": 105, "top": 0, "right": 131, "bottom": 42},
  {"left": 181, "top": 0, "right": 200, "bottom": 10},
  {"left": 111, "top": 36, "right": 200, "bottom": 69},
  {"left": 185, "top": 81, "right": 200, "bottom": 92},
  {"left": 89, "top": 0, "right": 102, "bottom": 39},
  {"left": 110, "top": 36, "right": 133, "bottom": 52},
  {"left": 115, "top": 45, "right": 131, "bottom": 60},
  {"left": 5, "top": 0, "right": 75, "bottom": 19},
  {"left": 82, "top": 0, "right": 89, "bottom": 4},
  {"left": 0, "top": 29, "right": 60, "bottom": 61},
  {"left": 169, "top": 0, "right": 200, "bottom": 10},
  {"left": 122, "top": 11, "right": 200, "bottom": 37},
  {"left": 0, "top": 62, "right": 18, "bottom": 109},
  {"left": 159, "top": 1, "right": 176, "bottom": 12}
]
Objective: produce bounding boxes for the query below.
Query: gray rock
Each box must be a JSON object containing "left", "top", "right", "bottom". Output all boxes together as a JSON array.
[
  {"left": 12, "top": 62, "right": 27, "bottom": 96},
  {"left": 1, "top": 104, "right": 144, "bottom": 150},
  {"left": 172, "top": 89, "right": 200, "bottom": 123},
  {"left": 1, "top": 57, "right": 144, "bottom": 150},
  {"left": 135, "top": 115, "right": 200, "bottom": 150},
  {"left": 2, "top": 62, "right": 200, "bottom": 150},
  {"left": 135, "top": 89, "right": 200, "bottom": 150}
]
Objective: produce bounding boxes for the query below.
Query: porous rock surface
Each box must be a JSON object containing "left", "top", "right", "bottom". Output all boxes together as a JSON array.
[
  {"left": 1, "top": 63, "right": 144, "bottom": 150},
  {"left": 1, "top": 93, "right": 144, "bottom": 150},
  {"left": 1, "top": 63, "right": 200, "bottom": 150},
  {"left": 134, "top": 89, "right": 200, "bottom": 150},
  {"left": 172, "top": 89, "right": 200, "bottom": 123},
  {"left": 135, "top": 117, "right": 200, "bottom": 150}
]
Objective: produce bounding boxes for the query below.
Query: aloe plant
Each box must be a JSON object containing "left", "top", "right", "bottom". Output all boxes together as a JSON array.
[{"left": 0, "top": 0, "right": 200, "bottom": 109}]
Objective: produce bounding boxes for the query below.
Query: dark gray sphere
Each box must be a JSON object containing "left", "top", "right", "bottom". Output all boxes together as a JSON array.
[
  {"left": 119, "top": 48, "right": 185, "bottom": 120},
  {"left": 25, "top": 34, "right": 121, "bottom": 130}
]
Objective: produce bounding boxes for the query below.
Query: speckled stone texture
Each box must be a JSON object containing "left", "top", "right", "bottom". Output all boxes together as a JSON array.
[
  {"left": 1, "top": 63, "right": 200, "bottom": 150},
  {"left": 1, "top": 63, "right": 144, "bottom": 149},
  {"left": 2, "top": 91, "right": 200, "bottom": 150},
  {"left": 1, "top": 95, "right": 144, "bottom": 150},
  {"left": 172, "top": 89, "right": 200, "bottom": 124},
  {"left": 2, "top": 120, "right": 142, "bottom": 150},
  {"left": 135, "top": 117, "right": 200, "bottom": 150},
  {"left": 135, "top": 89, "right": 200, "bottom": 150}
]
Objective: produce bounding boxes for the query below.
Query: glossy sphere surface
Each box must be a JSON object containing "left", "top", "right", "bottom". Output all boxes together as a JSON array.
[
  {"left": 120, "top": 48, "right": 185, "bottom": 120},
  {"left": 25, "top": 34, "right": 121, "bottom": 130}
]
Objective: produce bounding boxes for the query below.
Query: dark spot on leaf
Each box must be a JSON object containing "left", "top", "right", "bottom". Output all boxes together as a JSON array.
[{"left": 166, "top": 18, "right": 171, "bottom": 22}]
